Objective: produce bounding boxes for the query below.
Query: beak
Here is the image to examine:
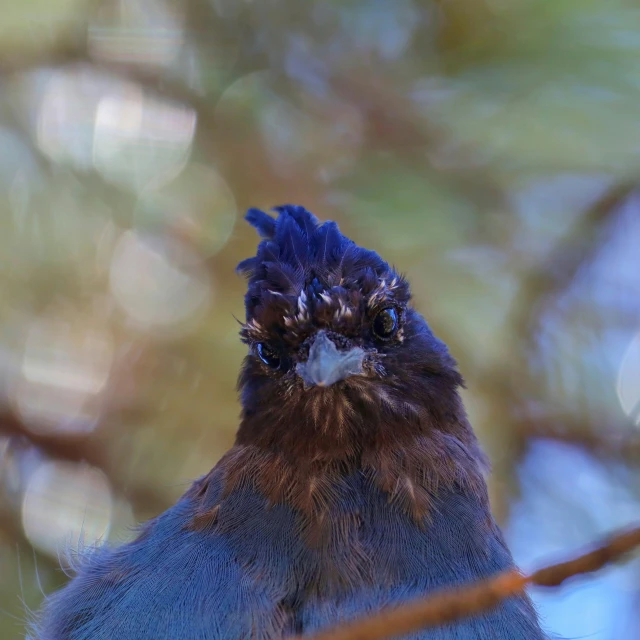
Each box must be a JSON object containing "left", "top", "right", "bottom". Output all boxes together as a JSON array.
[{"left": 296, "top": 331, "right": 365, "bottom": 388}]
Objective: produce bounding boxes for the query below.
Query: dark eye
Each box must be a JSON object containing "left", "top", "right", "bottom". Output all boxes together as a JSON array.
[
  {"left": 372, "top": 307, "right": 399, "bottom": 339},
  {"left": 256, "top": 343, "right": 281, "bottom": 369}
]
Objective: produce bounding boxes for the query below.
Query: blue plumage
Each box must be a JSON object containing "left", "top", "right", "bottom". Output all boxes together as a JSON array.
[
  {"left": 31, "top": 205, "right": 547, "bottom": 639},
  {"left": 34, "top": 475, "right": 541, "bottom": 639}
]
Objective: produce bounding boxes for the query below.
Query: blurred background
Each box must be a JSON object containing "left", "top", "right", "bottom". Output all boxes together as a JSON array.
[{"left": 0, "top": 0, "right": 639, "bottom": 638}]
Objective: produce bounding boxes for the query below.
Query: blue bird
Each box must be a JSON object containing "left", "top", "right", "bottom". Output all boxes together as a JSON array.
[{"left": 31, "top": 205, "right": 547, "bottom": 639}]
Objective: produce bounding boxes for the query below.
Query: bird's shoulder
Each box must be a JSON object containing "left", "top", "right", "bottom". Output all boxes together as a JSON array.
[
  {"left": 31, "top": 471, "right": 298, "bottom": 640},
  {"left": 31, "top": 453, "right": 547, "bottom": 640}
]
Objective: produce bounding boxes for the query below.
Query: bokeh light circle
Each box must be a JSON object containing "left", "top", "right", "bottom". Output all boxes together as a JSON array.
[
  {"left": 617, "top": 331, "right": 640, "bottom": 425},
  {"left": 22, "top": 461, "right": 113, "bottom": 559},
  {"left": 109, "top": 230, "right": 212, "bottom": 332},
  {"left": 135, "top": 162, "right": 237, "bottom": 258}
]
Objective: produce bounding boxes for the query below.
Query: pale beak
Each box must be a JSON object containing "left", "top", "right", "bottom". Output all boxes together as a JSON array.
[{"left": 296, "top": 331, "right": 365, "bottom": 388}]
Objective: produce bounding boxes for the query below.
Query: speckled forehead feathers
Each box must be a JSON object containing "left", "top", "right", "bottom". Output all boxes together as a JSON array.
[{"left": 236, "top": 205, "right": 409, "bottom": 339}]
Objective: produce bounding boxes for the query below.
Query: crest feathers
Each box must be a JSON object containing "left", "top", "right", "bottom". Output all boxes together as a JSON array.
[{"left": 238, "top": 205, "right": 395, "bottom": 321}]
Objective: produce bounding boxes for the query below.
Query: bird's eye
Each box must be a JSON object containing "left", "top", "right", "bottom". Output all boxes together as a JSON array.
[
  {"left": 372, "top": 307, "right": 399, "bottom": 340},
  {"left": 256, "top": 343, "right": 281, "bottom": 369}
]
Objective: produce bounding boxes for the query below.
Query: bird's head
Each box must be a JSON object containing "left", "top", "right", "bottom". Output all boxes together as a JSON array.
[{"left": 235, "top": 205, "right": 470, "bottom": 461}]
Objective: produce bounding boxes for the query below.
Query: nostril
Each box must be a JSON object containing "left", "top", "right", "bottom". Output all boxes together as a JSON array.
[
  {"left": 298, "top": 330, "right": 352, "bottom": 362},
  {"left": 297, "top": 341, "right": 312, "bottom": 362},
  {"left": 327, "top": 332, "right": 351, "bottom": 351}
]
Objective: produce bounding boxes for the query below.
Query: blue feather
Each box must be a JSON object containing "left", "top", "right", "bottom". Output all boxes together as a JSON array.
[
  {"left": 239, "top": 206, "right": 378, "bottom": 297},
  {"left": 31, "top": 472, "right": 546, "bottom": 639},
  {"left": 246, "top": 208, "right": 277, "bottom": 239},
  {"left": 263, "top": 261, "right": 304, "bottom": 295},
  {"left": 275, "top": 214, "right": 308, "bottom": 274},
  {"left": 312, "top": 221, "right": 343, "bottom": 268},
  {"left": 273, "top": 204, "right": 320, "bottom": 239},
  {"left": 236, "top": 256, "right": 257, "bottom": 276}
]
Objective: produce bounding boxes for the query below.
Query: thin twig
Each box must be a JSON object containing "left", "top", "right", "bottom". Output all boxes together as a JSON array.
[{"left": 293, "top": 525, "right": 640, "bottom": 640}]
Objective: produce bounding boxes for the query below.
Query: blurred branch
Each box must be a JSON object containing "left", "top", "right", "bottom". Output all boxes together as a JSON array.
[
  {"left": 294, "top": 525, "right": 640, "bottom": 640},
  {"left": 481, "top": 181, "right": 640, "bottom": 482},
  {"left": 0, "top": 411, "right": 167, "bottom": 513},
  {"left": 0, "top": 34, "right": 88, "bottom": 78},
  {"left": 511, "top": 181, "right": 637, "bottom": 345},
  {"left": 519, "top": 413, "right": 640, "bottom": 462}
]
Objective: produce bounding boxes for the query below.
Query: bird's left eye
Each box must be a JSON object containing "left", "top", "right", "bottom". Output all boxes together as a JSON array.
[
  {"left": 372, "top": 307, "right": 399, "bottom": 339},
  {"left": 256, "top": 343, "right": 281, "bottom": 369}
]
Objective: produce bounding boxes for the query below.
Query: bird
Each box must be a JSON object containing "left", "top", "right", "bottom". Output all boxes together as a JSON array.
[{"left": 30, "top": 205, "right": 547, "bottom": 639}]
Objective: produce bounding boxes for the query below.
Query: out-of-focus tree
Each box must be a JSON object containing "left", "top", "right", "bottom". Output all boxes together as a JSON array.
[{"left": 0, "top": 1, "right": 639, "bottom": 638}]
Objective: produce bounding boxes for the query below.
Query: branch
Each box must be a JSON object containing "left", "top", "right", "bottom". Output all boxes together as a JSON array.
[
  {"left": 293, "top": 525, "right": 640, "bottom": 640},
  {"left": 510, "top": 181, "right": 637, "bottom": 345},
  {"left": 0, "top": 411, "right": 167, "bottom": 513},
  {"left": 518, "top": 413, "right": 640, "bottom": 463}
]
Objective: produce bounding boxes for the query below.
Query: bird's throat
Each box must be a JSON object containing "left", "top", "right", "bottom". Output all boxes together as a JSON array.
[{"left": 188, "top": 425, "right": 489, "bottom": 538}]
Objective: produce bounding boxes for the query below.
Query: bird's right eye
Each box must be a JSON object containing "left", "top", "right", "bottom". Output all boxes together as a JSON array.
[{"left": 256, "top": 343, "right": 281, "bottom": 369}]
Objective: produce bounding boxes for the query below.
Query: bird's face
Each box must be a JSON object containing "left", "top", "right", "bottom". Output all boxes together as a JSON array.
[
  {"left": 242, "top": 274, "right": 405, "bottom": 390},
  {"left": 238, "top": 275, "right": 461, "bottom": 450},
  {"left": 235, "top": 206, "right": 464, "bottom": 455}
]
